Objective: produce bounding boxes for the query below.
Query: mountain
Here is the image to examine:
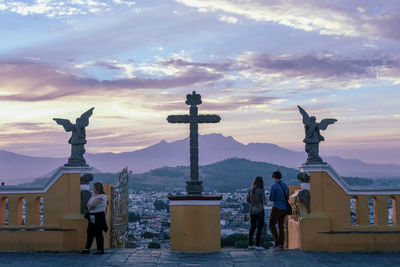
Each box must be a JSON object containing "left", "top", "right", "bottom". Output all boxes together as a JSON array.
[
  {"left": 86, "top": 133, "right": 400, "bottom": 179},
  {"left": 1, "top": 133, "right": 400, "bottom": 184},
  {"left": 0, "top": 150, "right": 66, "bottom": 184}
]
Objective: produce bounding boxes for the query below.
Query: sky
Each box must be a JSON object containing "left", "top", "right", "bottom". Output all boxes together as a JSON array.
[{"left": 0, "top": 0, "right": 399, "bottom": 165}]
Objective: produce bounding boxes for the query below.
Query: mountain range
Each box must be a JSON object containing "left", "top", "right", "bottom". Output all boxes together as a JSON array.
[
  {"left": 21, "top": 157, "right": 400, "bottom": 192},
  {"left": 1, "top": 133, "right": 399, "bottom": 184}
]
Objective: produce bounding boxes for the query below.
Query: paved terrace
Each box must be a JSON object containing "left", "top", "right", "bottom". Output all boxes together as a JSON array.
[{"left": 1, "top": 248, "right": 400, "bottom": 266}]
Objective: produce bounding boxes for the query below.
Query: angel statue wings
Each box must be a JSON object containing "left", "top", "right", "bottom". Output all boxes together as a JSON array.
[
  {"left": 53, "top": 107, "right": 94, "bottom": 166},
  {"left": 297, "top": 106, "right": 337, "bottom": 164}
]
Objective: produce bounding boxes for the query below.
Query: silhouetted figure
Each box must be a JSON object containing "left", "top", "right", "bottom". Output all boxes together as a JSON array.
[
  {"left": 298, "top": 106, "right": 337, "bottom": 164},
  {"left": 53, "top": 107, "right": 94, "bottom": 166}
]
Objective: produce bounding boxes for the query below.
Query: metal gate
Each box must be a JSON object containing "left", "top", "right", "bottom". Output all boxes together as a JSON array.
[{"left": 111, "top": 167, "right": 129, "bottom": 248}]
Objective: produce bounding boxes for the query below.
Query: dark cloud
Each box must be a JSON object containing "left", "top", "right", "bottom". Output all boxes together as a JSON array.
[
  {"left": 0, "top": 61, "right": 223, "bottom": 102},
  {"left": 242, "top": 53, "right": 400, "bottom": 81},
  {"left": 90, "top": 61, "right": 124, "bottom": 70},
  {"left": 159, "top": 53, "right": 400, "bottom": 89},
  {"left": 373, "top": 13, "right": 400, "bottom": 40}
]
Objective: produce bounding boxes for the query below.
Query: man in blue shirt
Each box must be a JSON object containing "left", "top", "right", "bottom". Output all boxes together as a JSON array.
[{"left": 268, "top": 170, "right": 289, "bottom": 249}]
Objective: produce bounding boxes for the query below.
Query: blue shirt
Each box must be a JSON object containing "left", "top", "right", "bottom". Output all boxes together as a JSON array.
[{"left": 269, "top": 180, "right": 289, "bottom": 210}]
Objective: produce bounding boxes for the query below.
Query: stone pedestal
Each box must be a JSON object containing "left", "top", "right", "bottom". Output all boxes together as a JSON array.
[
  {"left": 168, "top": 195, "right": 222, "bottom": 252},
  {"left": 186, "top": 180, "right": 203, "bottom": 195}
]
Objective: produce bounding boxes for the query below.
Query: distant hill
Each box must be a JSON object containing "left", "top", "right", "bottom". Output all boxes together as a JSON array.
[
  {"left": 130, "top": 158, "right": 300, "bottom": 192},
  {"left": 1, "top": 133, "right": 400, "bottom": 184},
  {"left": 19, "top": 158, "right": 300, "bottom": 192}
]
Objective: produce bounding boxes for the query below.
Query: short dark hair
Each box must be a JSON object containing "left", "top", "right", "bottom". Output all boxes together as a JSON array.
[{"left": 272, "top": 171, "right": 282, "bottom": 179}]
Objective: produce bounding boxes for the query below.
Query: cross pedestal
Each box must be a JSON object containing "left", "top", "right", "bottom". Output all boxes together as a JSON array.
[{"left": 168, "top": 195, "right": 222, "bottom": 252}]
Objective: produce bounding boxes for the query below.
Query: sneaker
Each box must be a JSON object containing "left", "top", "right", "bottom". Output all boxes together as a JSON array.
[
  {"left": 93, "top": 250, "right": 105, "bottom": 255},
  {"left": 248, "top": 246, "right": 255, "bottom": 249},
  {"left": 80, "top": 249, "right": 90, "bottom": 254},
  {"left": 254, "top": 246, "right": 265, "bottom": 250},
  {"left": 270, "top": 245, "right": 283, "bottom": 250}
]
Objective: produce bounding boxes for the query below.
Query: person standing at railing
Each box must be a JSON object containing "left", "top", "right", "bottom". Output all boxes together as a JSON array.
[
  {"left": 81, "top": 182, "right": 108, "bottom": 255},
  {"left": 246, "top": 176, "right": 266, "bottom": 250},
  {"left": 269, "top": 171, "right": 289, "bottom": 250}
]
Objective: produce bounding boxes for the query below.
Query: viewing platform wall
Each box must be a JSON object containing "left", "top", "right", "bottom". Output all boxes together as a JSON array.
[
  {"left": 0, "top": 166, "right": 112, "bottom": 252},
  {"left": 288, "top": 164, "right": 400, "bottom": 252}
]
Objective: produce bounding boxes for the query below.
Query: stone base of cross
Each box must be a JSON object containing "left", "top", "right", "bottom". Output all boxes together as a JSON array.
[
  {"left": 167, "top": 91, "right": 221, "bottom": 195},
  {"left": 186, "top": 180, "right": 203, "bottom": 195}
]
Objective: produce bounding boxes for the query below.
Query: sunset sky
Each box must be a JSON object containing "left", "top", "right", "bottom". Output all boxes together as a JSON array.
[{"left": 0, "top": 0, "right": 399, "bottom": 165}]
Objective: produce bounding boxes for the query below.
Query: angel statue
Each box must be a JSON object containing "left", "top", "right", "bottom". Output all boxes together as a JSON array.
[
  {"left": 297, "top": 106, "right": 337, "bottom": 164},
  {"left": 53, "top": 107, "right": 94, "bottom": 166}
]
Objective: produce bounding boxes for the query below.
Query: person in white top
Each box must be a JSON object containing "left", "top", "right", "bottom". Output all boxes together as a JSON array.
[
  {"left": 87, "top": 191, "right": 107, "bottom": 213},
  {"left": 81, "top": 182, "right": 108, "bottom": 255}
]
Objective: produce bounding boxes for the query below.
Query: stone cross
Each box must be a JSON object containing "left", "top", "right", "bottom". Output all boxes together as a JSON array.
[{"left": 167, "top": 91, "right": 221, "bottom": 195}]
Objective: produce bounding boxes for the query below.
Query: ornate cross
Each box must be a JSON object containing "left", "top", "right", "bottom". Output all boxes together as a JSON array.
[{"left": 167, "top": 91, "right": 221, "bottom": 195}]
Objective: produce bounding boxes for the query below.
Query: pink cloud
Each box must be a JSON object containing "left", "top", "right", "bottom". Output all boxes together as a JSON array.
[{"left": 0, "top": 60, "right": 223, "bottom": 102}]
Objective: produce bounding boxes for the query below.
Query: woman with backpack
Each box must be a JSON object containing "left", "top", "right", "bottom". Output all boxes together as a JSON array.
[{"left": 246, "top": 176, "right": 266, "bottom": 250}]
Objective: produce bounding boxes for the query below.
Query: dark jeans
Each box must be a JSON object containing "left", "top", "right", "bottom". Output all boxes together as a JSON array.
[
  {"left": 249, "top": 210, "right": 265, "bottom": 246},
  {"left": 269, "top": 207, "right": 286, "bottom": 246},
  {"left": 85, "top": 222, "right": 104, "bottom": 251}
]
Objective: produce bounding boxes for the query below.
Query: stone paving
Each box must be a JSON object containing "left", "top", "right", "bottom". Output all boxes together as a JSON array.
[{"left": 1, "top": 248, "right": 400, "bottom": 267}]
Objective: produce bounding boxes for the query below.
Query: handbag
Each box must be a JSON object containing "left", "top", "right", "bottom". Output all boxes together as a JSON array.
[{"left": 277, "top": 181, "right": 292, "bottom": 215}]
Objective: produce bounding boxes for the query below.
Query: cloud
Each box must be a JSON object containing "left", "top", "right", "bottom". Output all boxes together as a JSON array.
[
  {"left": 2, "top": 122, "right": 50, "bottom": 131},
  {"left": 78, "top": 57, "right": 232, "bottom": 81},
  {"left": 151, "top": 96, "right": 279, "bottom": 112},
  {"left": 112, "top": 0, "right": 136, "bottom": 7},
  {"left": 176, "top": 0, "right": 400, "bottom": 40},
  {"left": 0, "top": 60, "right": 223, "bottom": 102},
  {"left": 247, "top": 53, "right": 379, "bottom": 78},
  {"left": 151, "top": 53, "right": 400, "bottom": 92},
  {"left": 0, "top": 0, "right": 136, "bottom": 18},
  {"left": 237, "top": 52, "right": 400, "bottom": 90},
  {"left": 218, "top": 15, "right": 238, "bottom": 24},
  {"left": 3, "top": 50, "right": 400, "bottom": 104},
  {"left": 77, "top": 60, "right": 124, "bottom": 70},
  {"left": 161, "top": 58, "right": 233, "bottom": 72},
  {"left": 75, "top": 60, "right": 136, "bottom": 78}
]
